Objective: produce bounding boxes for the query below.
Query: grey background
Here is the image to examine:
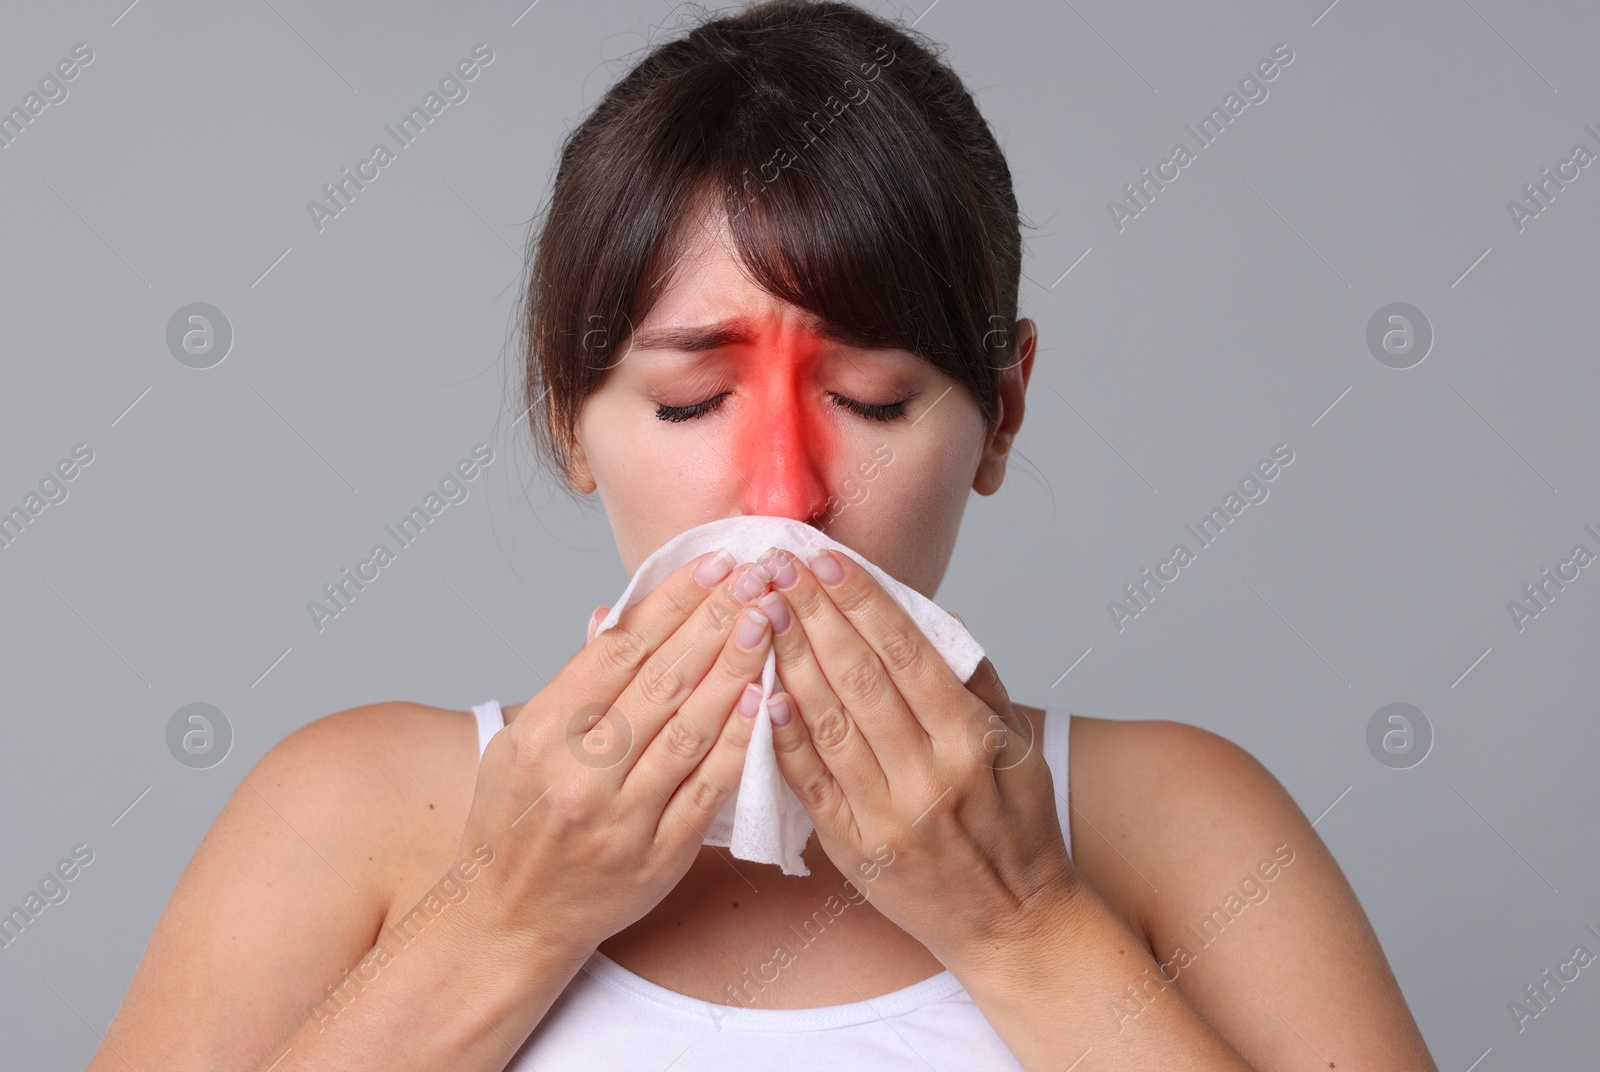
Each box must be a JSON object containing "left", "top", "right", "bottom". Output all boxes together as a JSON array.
[{"left": 1, "top": 0, "right": 1595, "bottom": 1066}]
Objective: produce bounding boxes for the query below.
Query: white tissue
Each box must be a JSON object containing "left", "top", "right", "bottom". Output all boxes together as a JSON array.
[{"left": 593, "top": 515, "right": 985, "bottom": 877}]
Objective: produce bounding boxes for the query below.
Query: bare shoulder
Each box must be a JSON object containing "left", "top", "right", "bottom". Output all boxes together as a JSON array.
[
  {"left": 988, "top": 709, "right": 1301, "bottom": 922},
  {"left": 1066, "top": 715, "right": 1289, "bottom": 821},
  {"left": 1058, "top": 715, "right": 1436, "bottom": 1069},
  {"left": 264, "top": 700, "right": 482, "bottom": 887},
  {"left": 1060, "top": 716, "right": 1306, "bottom": 931},
  {"left": 268, "top": 698, "right": 480, "bottom": 805},
  {"left": 90, "top": 700, "right": 481, "bottom": 1072}
]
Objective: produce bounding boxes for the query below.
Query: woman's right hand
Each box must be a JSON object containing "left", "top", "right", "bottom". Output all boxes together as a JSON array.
[{"left": 446, "top": 549, "right": 782, "bottom": 965}]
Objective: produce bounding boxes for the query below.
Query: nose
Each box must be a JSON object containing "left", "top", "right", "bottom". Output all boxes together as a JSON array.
[{"left": 734, "top": 382, "right": 832, "bottom": 524}]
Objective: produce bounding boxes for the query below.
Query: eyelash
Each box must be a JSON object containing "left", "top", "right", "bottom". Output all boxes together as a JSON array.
[{"left": 655, "top": 392, "right": 911, "bottom": 424}]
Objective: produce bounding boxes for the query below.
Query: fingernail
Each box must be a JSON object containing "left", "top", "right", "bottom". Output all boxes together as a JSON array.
[
  {"left": 735, "top": 607, "right": 769, "bottom": 650},
  {"left": 807, "top": 550, "right": 844, "bottom": 586},
  {"left": 695, "top": 548, "right": 736, "bottom": 588},
  {"left": 738, "top": 682, "right": 762, "bottom": 720},
  {"left": 756, "top": 591, "right": 791, "bottom": 635},
  {"left": 768, "top": 692, "right": 791, "bottom": 726},
  {"left": 733, "top": 561, "right": 774, "bottom": 604},
  {"left": 759, "top": 547, "right": 799, "bottom": 590}
]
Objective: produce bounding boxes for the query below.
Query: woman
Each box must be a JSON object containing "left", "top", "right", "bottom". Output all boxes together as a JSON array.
[{"left": 90, "top": 2, "right": 1437, "bottom": 1069}]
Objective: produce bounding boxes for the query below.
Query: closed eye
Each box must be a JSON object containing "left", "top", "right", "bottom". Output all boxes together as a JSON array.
[
  {"left": 655, "top": 392, "right": 912, "bottom": 423},
  {"left": 836, "top": 394, "right": 911, "bottom": 422},
  {"left": 654, "top": 393, "right": 729, "bottom": 423}
]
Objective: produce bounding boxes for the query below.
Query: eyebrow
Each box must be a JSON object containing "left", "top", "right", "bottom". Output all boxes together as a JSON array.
[{"left": 628, "top": 313, "right": 879, "bottom": 354}]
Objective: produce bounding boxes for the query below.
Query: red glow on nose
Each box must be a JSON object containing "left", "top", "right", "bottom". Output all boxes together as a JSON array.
[{"left": 729, "top": 322, "right": 838, "bottom": 522}]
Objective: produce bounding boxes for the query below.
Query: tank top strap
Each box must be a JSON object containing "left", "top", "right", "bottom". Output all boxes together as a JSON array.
[
  {"left": 1040, "top": 705, "right": 1073, "bottom": 857},
  {"left": 472, "top": 699, "right": 505, "bottom": 759}
]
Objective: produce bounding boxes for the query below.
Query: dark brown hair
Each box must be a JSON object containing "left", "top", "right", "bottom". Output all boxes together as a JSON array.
[{"left": 519, "top": 0, "right": 1023, "bottom": 492}]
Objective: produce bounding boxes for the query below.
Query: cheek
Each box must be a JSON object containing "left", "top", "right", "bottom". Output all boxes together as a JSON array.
[{"left": 872, "top": 409, "right": 983, "bottom": 507}]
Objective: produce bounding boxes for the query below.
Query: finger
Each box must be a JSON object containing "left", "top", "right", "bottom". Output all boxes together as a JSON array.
[
  {"left": 625, "top": 600, "right": 773, "bottom": 806},
  {"left": 755, "top": 563, "right": 899, "bottom": 804},
  {"left": 768, "top": 690, "right": 856, "bottom": 844},
  {"left": 576, "top": 550, "right": 768, "bottom": 768},
  {"left": 657, "top": 678, "right": 762, "bottom": 842},
  {"left": 573, "top": 548, "right": 736, "bottom": 701},
  {"left": 601, "top": 560, "right": 774, "bottom": 777},
  {"left": 960, "top": 657, "right": 1039, "bottom": 777},
  {"left": 800, "top": 548, "right": 973, "bottom": 743},
  {"left": 587, "top": 605, "right": 609, "bottom": 645},
  {"left": 766, "top": 549, "right": 930, "bottom": 772},
  {"left": 959, "top": 660, "right": 1057, "bottom": 836}
]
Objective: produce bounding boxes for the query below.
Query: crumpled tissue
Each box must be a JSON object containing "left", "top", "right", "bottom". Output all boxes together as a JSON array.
[{"left": 592, "top": 515, "right": 984, "bottom": 876}]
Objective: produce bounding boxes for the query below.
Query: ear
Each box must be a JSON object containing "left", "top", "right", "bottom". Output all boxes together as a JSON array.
[
  {"left": 972, "top": 317, "right": 1036, "bottom": 496},
  {"left": 564, "top": 429, "right": 597, "bottom": 494}
]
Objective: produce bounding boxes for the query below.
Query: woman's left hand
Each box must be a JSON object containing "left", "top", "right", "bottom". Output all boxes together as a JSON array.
[{"left": 751, "top": 545, "right": 1081, "bottom": 972}]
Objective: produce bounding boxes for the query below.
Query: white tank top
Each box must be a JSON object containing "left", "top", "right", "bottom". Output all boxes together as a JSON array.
[{"left": 469, "top": 699, "right": 1075, "bottom": 1070}]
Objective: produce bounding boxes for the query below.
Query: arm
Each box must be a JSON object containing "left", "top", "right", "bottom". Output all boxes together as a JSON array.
[
  {"left": 955, "top": 718, "right": 1438, "bottom": 1070},
  {"left": 91, "top": 551, "right": 782, "bottom": 1071},
  {"left": 85, "top": 704, "right": 585, "bottom": 1072},
  {"left": 238, "top": 886, "right": 592, "bottom": 1072},
  {"left": 1064, "top": 718, "right": 1438, "bottom": 1070},
  {"left": 943, "top": 870, "right": 1255, "bottom": 1070}
]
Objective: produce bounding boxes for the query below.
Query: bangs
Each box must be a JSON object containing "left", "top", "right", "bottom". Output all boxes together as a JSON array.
[
  {"left": 627, "top": 53, "right": 986, "bottom": 368},
  {"left": 649, "top": 76, "right": 972, "bottom": 362}
]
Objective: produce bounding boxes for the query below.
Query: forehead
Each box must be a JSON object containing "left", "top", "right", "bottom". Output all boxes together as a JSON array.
[
  {"left": 640, "top": 206, "right": 786, "bottom": 331},
  {"left": 632, "top": 205, "right": 905, "bottom": 364}
]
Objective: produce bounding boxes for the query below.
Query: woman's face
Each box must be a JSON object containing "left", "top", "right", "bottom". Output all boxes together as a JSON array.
[{"left": 563, "top": 207, "right": 1035, "bottom": 598}]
